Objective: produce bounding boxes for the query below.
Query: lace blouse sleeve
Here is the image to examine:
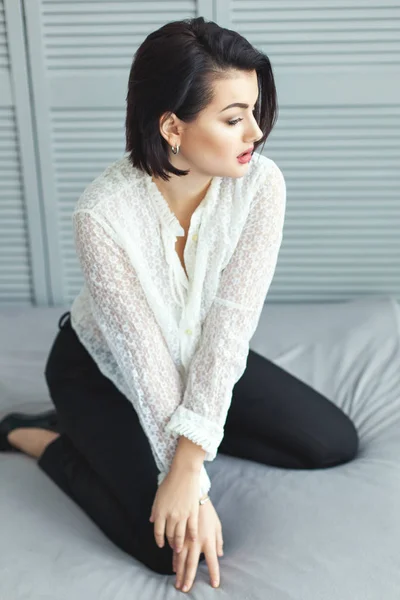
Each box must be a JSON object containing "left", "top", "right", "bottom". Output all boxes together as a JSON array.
[
  {"left": 72, "top": 209, "right": 212, "bottom": 497},
  {"left": 165, "top": 161, "right": 287, "bottom": 462}
]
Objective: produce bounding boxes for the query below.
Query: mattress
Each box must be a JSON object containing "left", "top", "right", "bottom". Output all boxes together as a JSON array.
[{"left": 1, "top": 294, "right": 399, "bottom": 600}]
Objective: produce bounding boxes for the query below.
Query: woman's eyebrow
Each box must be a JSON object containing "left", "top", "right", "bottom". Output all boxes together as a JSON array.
[{"left": 219, "top": 102, "right": 257, "bottom": 113}]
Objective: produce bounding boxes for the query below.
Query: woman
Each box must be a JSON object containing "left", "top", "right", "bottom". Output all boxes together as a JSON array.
[{"left": 0, "top": 17, "right": 358, "bottom": 593}]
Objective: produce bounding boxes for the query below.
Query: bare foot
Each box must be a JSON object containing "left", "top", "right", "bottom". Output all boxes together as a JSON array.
[{"left": 7, "top": 428, "right": 60, "bottom": 459}]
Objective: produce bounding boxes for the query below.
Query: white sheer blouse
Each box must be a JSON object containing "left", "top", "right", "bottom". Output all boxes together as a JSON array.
[{"left": 70, "top": 152, "right": 286, "bottom": 498}]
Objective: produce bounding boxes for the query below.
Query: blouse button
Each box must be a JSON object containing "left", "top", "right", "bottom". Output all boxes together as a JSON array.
[
  {"left": 192, "top": 234, "right": 198, "bottom": 242},
  {"left": 185, "top": 329, "right": 192, "bottom": 335}
]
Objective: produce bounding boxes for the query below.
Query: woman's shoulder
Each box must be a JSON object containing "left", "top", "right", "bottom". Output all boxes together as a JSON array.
[
  {"left": 224, "top": 153, "right": 284, "bottom": 202},
  {"left": 250, "top": 153, "right": 284, "bottom": 185},
  {"left": 73, "top": 154, "right": 142, "bottom": 214}
]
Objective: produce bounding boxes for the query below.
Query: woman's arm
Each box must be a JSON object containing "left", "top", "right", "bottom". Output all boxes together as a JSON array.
[
  {"left": 73, "top": 209, "right": 211, "bottom": 497},
  {"left": 172, "top": 435, "right": 207, "bottom": 472},
  {"left": 165, "top": 159, "right": 287, "bottom": 462}
]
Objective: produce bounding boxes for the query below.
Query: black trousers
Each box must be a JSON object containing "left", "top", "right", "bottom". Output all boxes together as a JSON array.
[{"left": 38, "top": 311, "right": 359, "bottom": 575}]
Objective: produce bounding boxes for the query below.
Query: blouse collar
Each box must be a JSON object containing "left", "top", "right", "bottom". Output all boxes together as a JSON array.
[
  {"left": 143, "top": 170, "right": 222, "bottom": 236},
  {"left": 142, "top": 169, "right": 223, "bottom": 308}
]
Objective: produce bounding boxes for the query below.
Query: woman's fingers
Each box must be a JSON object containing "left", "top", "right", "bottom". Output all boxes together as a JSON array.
[
  {"left": 153, "top": 516, "right": 167, "bottom": 548},
  {"left": 173, "top": 520, "right": 187, "bottom": 553},
  {"left": 187, "top": 511, "right": 199, "bottom": 542},
  {"left": 155, "top": 514, "right": 195, "bottom": 552},
  {"left": 166, "top": 517, "right": 179, "bottom": 550},
  {"left": 205, "top": 544, "right": 220, "bottom": 588},
  {"left": 216, "top": 527, "right": 224, "bottom": 557},
  {"left": 179, "top": 546, "right": 200, "bottom": 593},
  {"left": 175, "top": 546, "right": 190, "bottom": 589},
  {"left": 172, "top": 550, "right": 177, "bottom": 573},
  {"left": 166, "top": 517, "right": 187, "bottom": 551}
]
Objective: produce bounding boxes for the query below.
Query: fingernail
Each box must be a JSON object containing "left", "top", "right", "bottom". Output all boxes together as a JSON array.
[
  {"left": 213, "top": 580, "right": 219, "bottom": 587},
  {"left": 182, "top": 585, "right": 188, "bottom": 592}
]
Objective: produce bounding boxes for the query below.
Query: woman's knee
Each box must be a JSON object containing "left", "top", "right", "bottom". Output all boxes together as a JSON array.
[
  {"left": 321, "top": 412, "right": 359, "bottom": 467},
  {"left": 128, "top": 520, "right": 175, "bottom": 575},
  {"left": 131, "top": 522, "right": 206, "bottom": 576}
]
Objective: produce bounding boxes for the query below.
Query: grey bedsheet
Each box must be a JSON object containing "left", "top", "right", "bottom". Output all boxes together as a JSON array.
[{"left": 1, "top": 295, "right": 399, "bottom": 600}]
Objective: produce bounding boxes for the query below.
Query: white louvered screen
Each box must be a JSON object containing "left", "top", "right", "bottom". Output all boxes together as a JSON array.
[
  {"left": 266, "top": 106, "right": 400, "bottom": 301},
  {"left": 1, "top": 1, "right": 31, "bottom": 305},
  {"left": 0, "top": 103, "right": 30, "bottom": 305},
  {"left": 227, "top": 0, "right": 400, "bottom": 302},
  {"left": 20, "top": 0, "right": 400, "bottom": 306},
  {"left": 24, "top": 0, "right": 211, "bottom": 306},
  {"left": 1, "top": 1, "right": 47, "bottom": 306},
  {"left": 54, "top": 108, "right": 127, "bottom": 301},
  {"left": 231, "top": 0, "right": 400, "bottom": 67}
]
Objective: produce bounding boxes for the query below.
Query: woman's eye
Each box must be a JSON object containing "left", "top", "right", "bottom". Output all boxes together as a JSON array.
[{"left": 227, "top": 109, "right": 257, "bottom": 126}]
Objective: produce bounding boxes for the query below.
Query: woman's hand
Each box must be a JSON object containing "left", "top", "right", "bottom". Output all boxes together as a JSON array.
[
  {"left": 149, "top": 465, "right": 201, "bottom": 552},
  {"left": 172, "top": 498, "right": 224, "bottom": 593}
]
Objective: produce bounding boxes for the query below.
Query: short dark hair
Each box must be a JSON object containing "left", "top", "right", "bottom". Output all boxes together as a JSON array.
[{"left": 125, "top": 16, "right": 278, "bottom": 181}]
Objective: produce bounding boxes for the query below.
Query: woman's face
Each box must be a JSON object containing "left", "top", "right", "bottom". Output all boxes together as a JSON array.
[{"left": 160, "top": 69, "right": 264, "bottom": 180}]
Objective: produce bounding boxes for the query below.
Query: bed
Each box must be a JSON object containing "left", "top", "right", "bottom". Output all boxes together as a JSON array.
[{"left": 1, "top": 294, "right": 399, "bottom": 599}]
